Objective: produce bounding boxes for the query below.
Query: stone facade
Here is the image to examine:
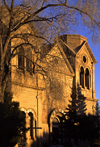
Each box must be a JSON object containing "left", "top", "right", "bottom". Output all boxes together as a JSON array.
[
  {"left": 0, "top": 19, "right": 97, "bottom": 146},
  {"left": 11, "top": 34, "right": 97, "bottom": 147}
]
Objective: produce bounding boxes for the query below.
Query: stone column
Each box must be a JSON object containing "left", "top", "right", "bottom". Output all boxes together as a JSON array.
[
  {"left": 36, "top": 94, "right": 42, "bottom": 138},
  {"left": 33, "top": 120, "right": 36, "bottom": 140}
]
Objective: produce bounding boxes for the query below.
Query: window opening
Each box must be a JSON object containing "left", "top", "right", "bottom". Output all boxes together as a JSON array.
[
  {"left": 18, "top": 47, "right": 24, "bottom": 69},
  {"left": 29, "top": 112, "right": 33, "bottom": 139},
  {"left": 54, "top": 58, "right": 58, "bottom": 64},
  {"left": 85, "top": 68, "right": 89, "bottom": 89},
  {"left": 83, "top": 56, "right": 86, "bottom": 63},
  {"left": 26, "top": 49, "right": 32, "bottom": 75},
  {"left": 90, "top": 74, "right": 91, "bottom": 88},
  {"left": 80, "top": 67, "right": 84, "bottom": 88}
]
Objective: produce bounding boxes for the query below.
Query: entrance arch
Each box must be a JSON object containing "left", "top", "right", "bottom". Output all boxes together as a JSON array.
[
  {"left": 52, "top": 117, "right": 60, "bottom": 144},
  {"left": 49, "top": 108, "right": 65, "bottom": 144}
]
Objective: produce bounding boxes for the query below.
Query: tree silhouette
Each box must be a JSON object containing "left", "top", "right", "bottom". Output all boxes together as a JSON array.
[
  {"left": 0, "top": 91, "right": 27, "bottom": 147},
  {"left": 58, "top": 85, "right": 99, "bottom": 147},
  {"left": 93, "top": 101, "right": 100, "bottom": 146}
]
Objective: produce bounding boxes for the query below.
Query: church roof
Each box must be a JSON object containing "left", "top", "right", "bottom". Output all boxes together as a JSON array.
[
  {"left": 41, "top": 34, "right": 97, "bottom": 74},
  {"left": 58, "top": 34, "right": 97, "bottom": 64},
  {"left": 85, "top": 42, "right": 97, "bottom": 64},
  {"left": 56, "top": 40, "right": 75, "bottom": 75}
]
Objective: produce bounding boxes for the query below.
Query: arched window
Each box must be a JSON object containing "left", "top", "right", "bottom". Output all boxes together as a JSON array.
[
  {"left": 18, "top": 47, "right": 24, "bottom": 69},
  {"left": 83, "top": 56, "right": 86, "bottom": 63},
  {"left": 80, "top": 66, "right": 84, "bottom": 88},
  {"left": 22, "top": 111, "right": 26, "bottom": 139},
  {"left": 26, "top": 48, "right": 32, "bottom": 75},
  {"left": 85, "top": 68, "right": 89, "bottom": 89},
  {"left": 29, "top": 112, "right": 33, "bottom": 139},
  {"left": 90, "top": 74, "right": 91, "bottom": 88}
]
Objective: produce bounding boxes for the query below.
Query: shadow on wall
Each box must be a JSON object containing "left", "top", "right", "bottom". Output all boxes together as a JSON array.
[
  {"left": 50, "top": 78, "right": 63, "bottom": 101},
  {"left": 29, "top": 132, "right": 50, "bottom": 147},
  {"left": 44, "top": 75, "right": 64, "bottom": 117}
]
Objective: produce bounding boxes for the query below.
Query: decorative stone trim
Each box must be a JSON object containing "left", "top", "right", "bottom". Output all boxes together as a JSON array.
[
  {"left": 20, "top": 107, "right": 37, "bottom": 120},
  {"left": 20, "top": 107, "right": 27, "bottom": 113},
  {"left": 27, "top": 108, "right": 37, "bottom": 120},
  {"left": 49, "top": 108, "right": 65, "bottom": 132}
]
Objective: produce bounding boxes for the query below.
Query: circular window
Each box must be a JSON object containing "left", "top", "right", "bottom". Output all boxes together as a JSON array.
[
  {"left": 54, "top": 58, "right": 58, "bottom": 64},
  {"left": 83, "top": 56, "right": 86, "bottom": 63}
]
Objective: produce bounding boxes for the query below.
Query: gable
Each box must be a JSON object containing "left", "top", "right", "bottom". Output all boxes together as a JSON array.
[
  {"left": 76, "top": 41, "right": 97, "bottom": 64},
  {"left": 45, "top": 43, "right": 74, "bottom": 76},
  {"left": 85, "top": 42, "right": 97, "bottom": 64}
]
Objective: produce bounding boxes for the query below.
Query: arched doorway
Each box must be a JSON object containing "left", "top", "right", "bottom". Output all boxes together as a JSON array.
[
  {"left": 49, "top": 108, "right": 65, "bottom": 144},
  {"left": 52, "top": 117, "right": 59, "bottom": 144}
]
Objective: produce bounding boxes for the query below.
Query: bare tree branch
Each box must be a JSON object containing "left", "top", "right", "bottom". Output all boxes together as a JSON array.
[
  {"left": 10, "top": 2, "right": 99, "bottom": 34},
  {"left": 11, "top": 0, "right": 14, "bottom": 10},
  {"left": 3, "top": 0, "right": 10, "bottom": 12}
]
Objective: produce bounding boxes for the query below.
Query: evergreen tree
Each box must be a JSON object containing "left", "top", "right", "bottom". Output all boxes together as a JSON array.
[
  {"left": 93, "top": 101, "right": 100, "bottom": 146},
  {"left": 59, "top": 87, "right": 99, "bottom": 146},
  {"left": 0, "top": 91, "right": 27, "bottom": 147},
  {"left": 59, "top": 97, "right": 79, "bottom": 146}
]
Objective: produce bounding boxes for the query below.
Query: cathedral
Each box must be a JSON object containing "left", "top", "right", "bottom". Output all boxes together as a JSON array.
[
  {"left": 11, "top": 33, "right": 97, "bottom": 146},
  {"left": 0, "top": 6, "right": 97, "bottom": 147}
]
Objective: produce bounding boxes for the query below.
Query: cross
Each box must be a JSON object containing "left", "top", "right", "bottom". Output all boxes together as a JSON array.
[
  {"left": 33, "top": 126, "right": 42, "bottom": 137},
  {"left": 33, "top": 127, "right": 42, "bottom": 130},
  {"left": 33, "top": 126, "right": 42, "bottom": 147}
]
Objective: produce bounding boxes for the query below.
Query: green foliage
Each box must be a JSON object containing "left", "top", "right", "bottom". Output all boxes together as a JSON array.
[{"left": 0, "top": 91, "right": 27, "bottom": 147}]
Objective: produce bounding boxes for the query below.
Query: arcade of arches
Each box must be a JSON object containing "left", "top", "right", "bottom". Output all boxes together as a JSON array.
[{"left": 19, "top": 108, "right": 37, "bottom": 145}]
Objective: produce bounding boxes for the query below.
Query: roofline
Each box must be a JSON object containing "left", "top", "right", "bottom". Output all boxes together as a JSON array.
[
  {"left": 56, "top": 39, "right": 75, "bottom": 75},
  {"left": 77, "top": 41, "right": 97, "bottom": 64},
  {"left": 59, "top": 39, "right": 76, "bottom": 55},
  {"left": 66, "top": 34, "right": 87, "bottom": 41},
  {"left": 85, "top": 42, "right": 97, "bottom": 64}
]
